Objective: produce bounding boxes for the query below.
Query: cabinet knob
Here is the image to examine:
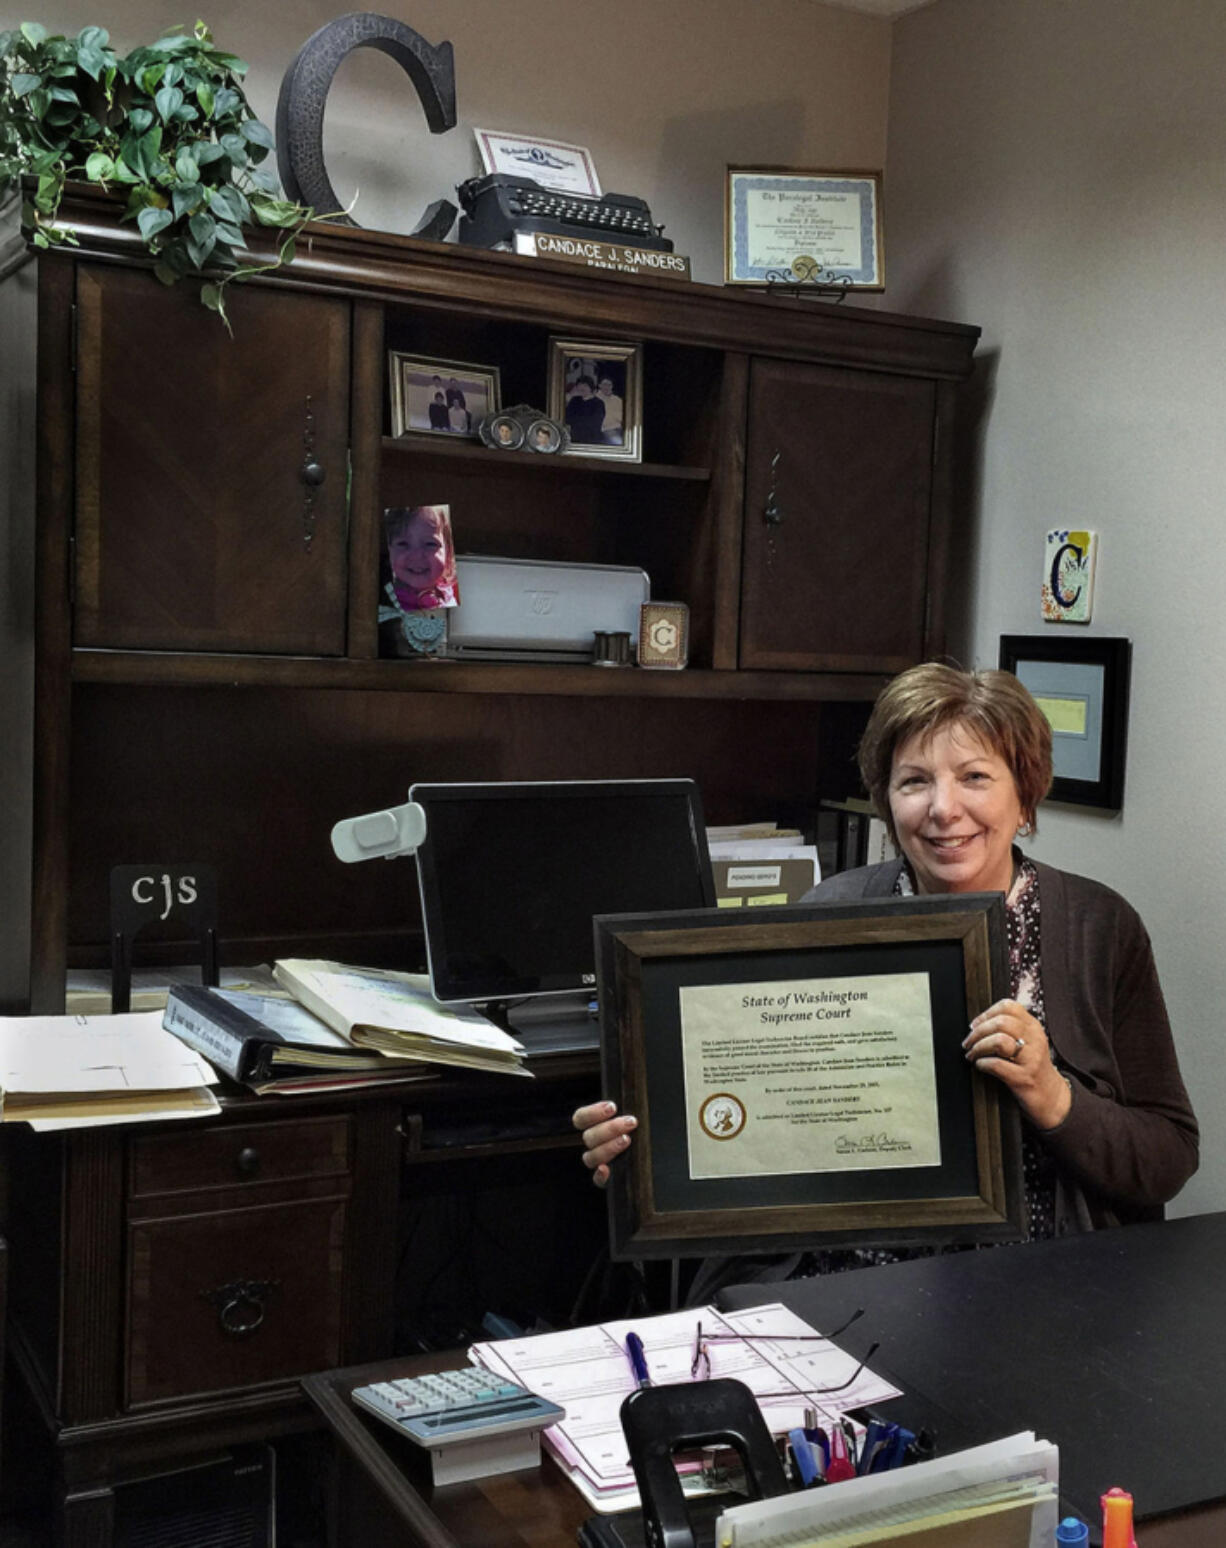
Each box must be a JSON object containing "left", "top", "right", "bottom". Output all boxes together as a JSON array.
[
  {"left": 300, "top": 460, "right": 326, "bottom": 487},
  {"left": 236, "top": 1146, "right": 261, "bottom": 1178}
]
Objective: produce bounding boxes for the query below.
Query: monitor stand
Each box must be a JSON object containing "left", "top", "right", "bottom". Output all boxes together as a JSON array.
[{"left": 501, "top": 992, "right": 600, "bottom": 1056}]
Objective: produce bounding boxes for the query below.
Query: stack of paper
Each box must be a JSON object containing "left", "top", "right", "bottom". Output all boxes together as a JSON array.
[
  {"left": 271, "top": 959, "right": 529, "bottom": 1077},
  {"left": 716, "top": 1431, "right": 1059, "bottom": 1548},
  {"left": 469, "top": 1301, "right": 899, "bottom": 1513},
  {"left": 0, "top": 1012, "right": 220, "bottom": 1130},
  {"left": 66, "top": 964, "right": 281, "bottom": 1014},
  {"left": 706, "top": 823, "right": 820, "bottom": 907}
]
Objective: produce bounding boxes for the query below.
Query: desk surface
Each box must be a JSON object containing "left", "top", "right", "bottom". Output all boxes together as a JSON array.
[
  {"left": 305, "top": 1215, "right": 1226, "bottom": 1548},
  {"left": 720, "top": 1213, "right": 1226, "bottom": 1540}
]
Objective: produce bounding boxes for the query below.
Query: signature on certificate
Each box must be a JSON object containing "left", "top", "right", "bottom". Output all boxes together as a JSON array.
[{"left": 835, "top": 1131, "right": 913, "bottom": 1155}]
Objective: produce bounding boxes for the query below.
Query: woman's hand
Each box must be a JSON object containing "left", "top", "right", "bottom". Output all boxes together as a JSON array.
[
  {"left": 963, "top": 999, "right": 1072, "bottom": 1131},
  {"left": 572, "top": 1100, "right": 637, "bottom": 1188}
]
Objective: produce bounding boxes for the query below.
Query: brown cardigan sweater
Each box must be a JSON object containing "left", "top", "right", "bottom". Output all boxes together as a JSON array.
[{"left": 807, "top": 857, "right": 1199, "bottom": 1229}]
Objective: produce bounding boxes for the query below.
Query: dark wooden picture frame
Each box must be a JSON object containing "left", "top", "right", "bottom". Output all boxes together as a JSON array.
[
  {"left": 999, "top": 635, "right": 1131, "bottom": 811},
  {"left": 596, "top": 897, "right": 1022, "bottom": 1261}
]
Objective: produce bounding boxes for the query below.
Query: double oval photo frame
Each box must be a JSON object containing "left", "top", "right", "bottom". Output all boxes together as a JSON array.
[{"left": 478, "top": 401, "right": 570, "bottom": 455}]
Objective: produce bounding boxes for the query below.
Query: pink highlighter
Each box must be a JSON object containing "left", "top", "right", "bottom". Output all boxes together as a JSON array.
[{"left": 825, "top": 1424, "right": 856, "bottom": 1483}]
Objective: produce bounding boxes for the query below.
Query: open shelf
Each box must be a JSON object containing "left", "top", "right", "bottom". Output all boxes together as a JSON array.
[
  {"left": 382, "top": 434, "right": 711, "bottom": 481},
  {"left": 71, "top": 649, "right": 890, "bottom": 702}
]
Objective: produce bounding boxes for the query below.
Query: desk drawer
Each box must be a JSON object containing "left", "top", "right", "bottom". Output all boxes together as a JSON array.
[
  {"left": 129, "top": 1116, "right": 350, "bottom": 1199},
  {"left": 126, "top": 1195, "right": 347, "bottom": 1405}
]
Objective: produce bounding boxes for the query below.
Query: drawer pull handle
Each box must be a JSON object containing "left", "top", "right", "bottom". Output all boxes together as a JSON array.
[
  {"left": 763, "top": 449, "right": 784, "bottom": 526},
  {"left": 299, "top": 394, "right": 322, "bottom": 550},
  {"left": 201, "top": 1278, "right": 280, "bottom": 1338},
  {"left": 236, "top": 1146, "right": 261, "bottom": 1177}
]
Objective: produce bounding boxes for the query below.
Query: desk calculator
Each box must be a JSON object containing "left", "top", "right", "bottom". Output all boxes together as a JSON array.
[{"left": 351, "top": 1365, "right": 566, "bottom": 1486}]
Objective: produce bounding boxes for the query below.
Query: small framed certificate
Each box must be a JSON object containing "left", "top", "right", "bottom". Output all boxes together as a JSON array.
[
  {"left": 999, "top": 634, "right": 1131, "bottom": 811},
  {"left": 725, "top": 167, "right": 884, "bottom": 288},
  {"left": 596, "top": 895, "right": 1023, "bottom": 1260}
]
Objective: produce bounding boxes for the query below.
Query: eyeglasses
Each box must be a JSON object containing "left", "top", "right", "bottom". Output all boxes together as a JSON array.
[{"left": 690, "top": 1308, "right": 879, "bottom": 1401}]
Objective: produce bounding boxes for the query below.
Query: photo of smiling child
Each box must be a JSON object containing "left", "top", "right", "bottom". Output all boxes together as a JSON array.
[{"left": 378, "top": 505, "right": 460, "bottom": 657}]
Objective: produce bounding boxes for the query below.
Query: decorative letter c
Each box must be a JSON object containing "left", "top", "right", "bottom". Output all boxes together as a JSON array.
[{"left": 275, "top": 12, "right": 458, "bottom": 241}]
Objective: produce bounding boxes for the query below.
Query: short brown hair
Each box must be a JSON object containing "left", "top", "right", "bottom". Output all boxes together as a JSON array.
[{"left": 858, "top": 663, "right": 1053, "bottom": 842}]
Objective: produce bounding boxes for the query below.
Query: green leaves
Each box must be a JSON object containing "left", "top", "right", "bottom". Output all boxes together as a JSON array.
[
  {"left": 2, "top": 18, "right": 311, "bottom": 325},
  {"left": 154, "top": 85, "right": 183, "bottom": 122},
  {"left": 240, "top": 118, "right": 273, "bottom": 150},
  {"left": 136, "top": 203, "right": 173, "bottom": 241},
  {"left": 118, "top": 124, "right": 162, "bottom": 181},
  {"left": 172, "top": 180, "right": 202, "bottom": 218},
  {"left": 250, "top": 193, "right": 302, "bottom": 229}
]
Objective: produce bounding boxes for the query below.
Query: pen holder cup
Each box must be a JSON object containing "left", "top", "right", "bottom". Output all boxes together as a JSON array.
[{"left": 620, "top": 1378, "right": 789, "bottom": 1548}]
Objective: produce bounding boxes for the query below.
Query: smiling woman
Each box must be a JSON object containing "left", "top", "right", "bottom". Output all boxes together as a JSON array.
[
  {"left": 575, "top": 663, "right": 1199, "bottom": 1252},
  {"left": 887, "top": 726, "right": 1024, "bottom": 896},
  {"left": 860, "top": 664, "right": 1050, "bottom": 899}
]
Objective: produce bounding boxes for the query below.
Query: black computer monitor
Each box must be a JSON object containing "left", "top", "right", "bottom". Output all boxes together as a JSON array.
[{"left": 411, "top": 778, "right": 715, "bottom": 1006}]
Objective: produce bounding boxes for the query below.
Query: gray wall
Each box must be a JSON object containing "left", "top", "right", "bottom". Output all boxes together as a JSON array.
[{"left": 884, "top": 0, "right": 1224, "bottom": 1217}]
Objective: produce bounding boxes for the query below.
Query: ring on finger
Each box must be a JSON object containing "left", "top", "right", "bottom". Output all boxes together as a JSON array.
[{"left": 1011, "top": 1036, "right": 1025, "bottom": 1060}]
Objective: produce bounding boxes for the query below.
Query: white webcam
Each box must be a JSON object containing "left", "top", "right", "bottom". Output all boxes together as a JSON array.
[{"left": 330, "top": 801, "right": 427, "bottom": 863}]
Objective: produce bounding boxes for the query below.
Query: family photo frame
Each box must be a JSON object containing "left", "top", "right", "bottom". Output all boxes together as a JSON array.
[
  {"left": 596, "top": 896, "right": 1023, "bottom": 1261},
  {"left": 388, "top": 352, "right": 501, "bottom": 441},
  {"left": 547, "top": 337, "right": 642, "bottom": 462}
]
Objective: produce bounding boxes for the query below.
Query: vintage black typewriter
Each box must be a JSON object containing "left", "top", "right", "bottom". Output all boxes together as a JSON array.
[{"left": 457, "top": 173, "right": 673, "bottom": 252}]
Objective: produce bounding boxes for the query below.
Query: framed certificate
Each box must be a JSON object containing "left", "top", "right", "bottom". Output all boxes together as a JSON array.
[
  {"left": 999, "top": 634, "right": 1131, "bottom": 811},
  {"left": 595, "top": 896, "right": 1022, "bottom": 1260},
  {"left": 725, "top": 167, "right": 884, "bottom": 288}
]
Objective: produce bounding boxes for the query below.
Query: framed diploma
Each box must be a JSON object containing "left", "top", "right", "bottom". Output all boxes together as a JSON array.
[
  {"left": 725, "top": 167, "right": 884, "bottom": 288},
  {"left": 596, "top": 895, "right": 1023, "bottom": 1260}
]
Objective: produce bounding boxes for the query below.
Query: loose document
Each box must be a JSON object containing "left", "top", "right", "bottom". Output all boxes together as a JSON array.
[
  {"left": 470, "top": 1302, "right": 899, "bottom": 1513},
  {"left": 0, "top": 1011, "right": 219, "bottom": 1129}
]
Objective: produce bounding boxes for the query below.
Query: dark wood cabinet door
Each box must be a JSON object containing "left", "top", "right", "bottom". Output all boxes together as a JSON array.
[
  {"left": 740, "top": 358, "right": 937, "bottom": 672},
  {"left": 73, "top": 263, "right": 350, "bottom": 654}
]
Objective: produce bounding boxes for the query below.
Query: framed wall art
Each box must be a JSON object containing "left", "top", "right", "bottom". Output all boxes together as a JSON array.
[
  {"left": 725, "top": 167, "right": 884, "bottom": 288},
  {"left": 999, "top": 635, "right": 1131, "bottom": 811},
  {"left": 596, "top": 896, "right": 1022, "bottom": 1261},
  {"left": 547, "top": 338, "right": 642, "bottom": 462},
  {"left": 389, "top": 353, "right": 501, "bottom": 440}
]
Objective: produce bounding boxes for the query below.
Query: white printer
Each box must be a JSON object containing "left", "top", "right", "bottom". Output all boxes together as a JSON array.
[{"left": 446, "top": 555, "right": 649, "bottom": 663}]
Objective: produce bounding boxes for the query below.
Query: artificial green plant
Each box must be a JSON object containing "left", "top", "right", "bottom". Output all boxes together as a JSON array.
[{"left": 0, "top": 19, "right": 309, "bottom": 323}]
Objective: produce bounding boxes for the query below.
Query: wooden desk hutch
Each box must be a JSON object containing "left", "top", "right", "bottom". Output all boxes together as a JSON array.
[{"left": 0, "top": 187, "right": 979, "bottom": 1543}]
